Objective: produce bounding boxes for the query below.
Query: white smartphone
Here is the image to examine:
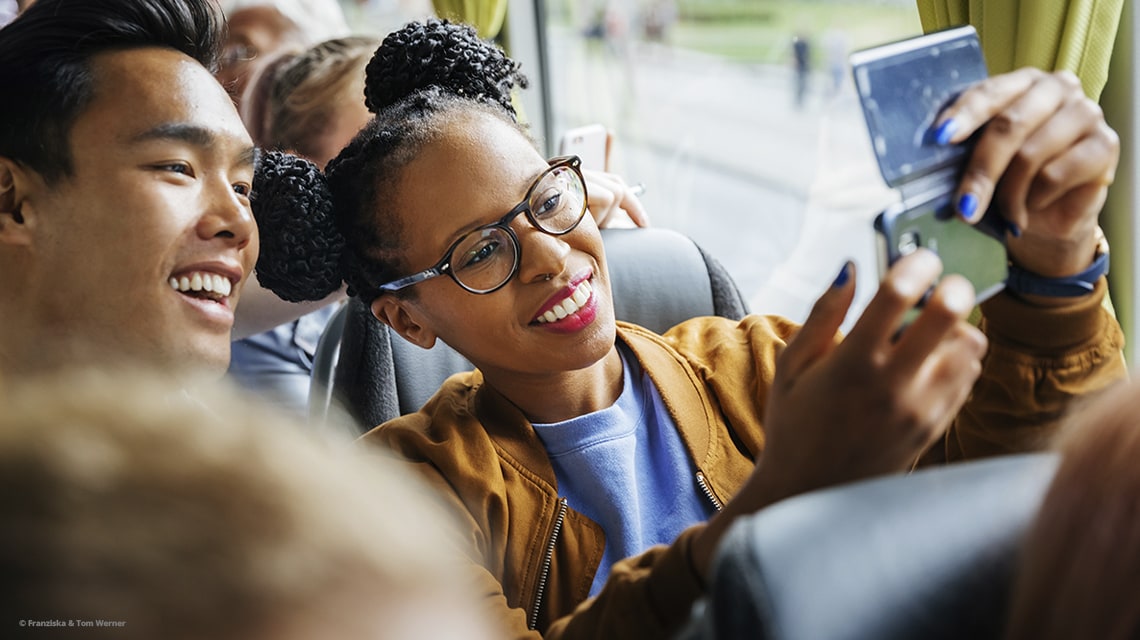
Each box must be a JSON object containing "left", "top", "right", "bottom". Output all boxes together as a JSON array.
[{"left": 557, "top": 123, "right": 609, "bottom": 171}]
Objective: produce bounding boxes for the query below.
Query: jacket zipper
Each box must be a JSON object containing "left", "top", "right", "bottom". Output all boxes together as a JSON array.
[
  {"left": 695, "top": 471, "right": 724, "bottom": 511},
  {"left": 530, "top": 497, "right": 568, "bottom": 631}
]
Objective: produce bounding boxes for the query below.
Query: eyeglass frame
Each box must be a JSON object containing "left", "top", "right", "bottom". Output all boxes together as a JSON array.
[{"left": 376, "top": 155, "right": 588, "bottom": 295}]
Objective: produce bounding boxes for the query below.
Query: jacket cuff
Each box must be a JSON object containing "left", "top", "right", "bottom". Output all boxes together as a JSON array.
[
  {"left": 645, "top": 526, "right": 708, "bottom": 629},
  {"left": 980, "top": 277, "right": 1112, "bottom": 354}
]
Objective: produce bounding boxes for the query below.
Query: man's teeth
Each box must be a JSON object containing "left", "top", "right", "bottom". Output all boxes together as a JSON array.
[
  {"left": 538, "top": 280, "right": 592, "bottom": 324},
  {"left": 169, "top": 272, "right": 233, "bottom": 297}
]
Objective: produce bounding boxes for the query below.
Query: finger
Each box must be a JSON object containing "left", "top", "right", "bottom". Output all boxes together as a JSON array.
[
  {"left": 896, "top": 332, "right": 984, "bottom": 450},
  {"left": 845, "top": 249, "right": 942, "bottom": 350},
  {"left": 620, "top": 185, "right": 651, "bottom": 227},
  {"left": 987, "top": 89, "right": 1084, "bottom": 229},
  {"left": 778, "top": 261, "right": 856, "bottom": 381},
  {"left": 995, "top": 92, "right": 1106, "bottom": 227},
  {"left": 890, "top": 274, "right": 980, "bottom": 376},
  {"left": 953, "top": 72, "right": 1070, "bottom": 229},
  {"left": 1025, "top": 122, "right": 1118, "bottom": 213},
  {"left": 584, "top": 169, "right": 652, "bottom": 228},
  {"left": 583, "top": 168, "right": 626, "bottom": 191},
  {"left": 933, "top": 67, "right": 1047, "bottom": 144},
  {"left": 586, "top": 205, "right": 613, "bottom": 228},
  {"left": 909, "top": 323, "right": 986, "bottom": 425},
  {"left": 583, "top": 169, "right": 620, "bottom": 227}
]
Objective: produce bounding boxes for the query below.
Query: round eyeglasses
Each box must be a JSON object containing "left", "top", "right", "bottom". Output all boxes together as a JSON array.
[{"left": 377, "top": 155, "right": 588, "bottom": 295}]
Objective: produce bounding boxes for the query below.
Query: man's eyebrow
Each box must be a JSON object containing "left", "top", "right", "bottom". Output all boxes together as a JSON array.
[
  {"left": 129, "top": 123, "right": 258, "bottom": 170},
  {"left": 129, "top": 123, "right": 216, "bottom": 147}
]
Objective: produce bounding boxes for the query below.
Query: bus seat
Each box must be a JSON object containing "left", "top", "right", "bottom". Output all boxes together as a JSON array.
[
  {"left": 306, "top": 300, "right": 348, "bottom": 428},
  {"left": 679, "top": 453, "right": 1059, "bottom": 640},
  {"left": 311, "top": 227, "right": 749, "bottom": 432}
]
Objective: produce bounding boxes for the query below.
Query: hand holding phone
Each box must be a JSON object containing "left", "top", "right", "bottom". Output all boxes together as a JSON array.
[{"left": 850, "top": 25, "right": 1007, "bottom": 305}]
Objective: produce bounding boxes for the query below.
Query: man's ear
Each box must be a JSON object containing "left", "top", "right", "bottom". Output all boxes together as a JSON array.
[
  {"left": 0, "top": 158, "right": 34, "bottom": 245},
  {"left": 372, "top": 295, "right": 438, "bottom": 349}
]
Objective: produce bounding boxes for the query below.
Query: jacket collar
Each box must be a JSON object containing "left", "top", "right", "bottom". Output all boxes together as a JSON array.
[{"left": 473, "top": 322, "right": 716, "bottom": 484}]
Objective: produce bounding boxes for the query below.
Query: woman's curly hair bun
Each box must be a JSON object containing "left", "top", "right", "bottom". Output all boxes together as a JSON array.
[
  {"left": 251, "top": 151, "right": 345, "bottom": 303},
  {"left": 364, "top": 18, "right": 528, "bottom": 116}
]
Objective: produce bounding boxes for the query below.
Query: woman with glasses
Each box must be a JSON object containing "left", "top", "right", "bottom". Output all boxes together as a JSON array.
[{"left": 253, "top": 20, "right": 1125, "bottom": 640}]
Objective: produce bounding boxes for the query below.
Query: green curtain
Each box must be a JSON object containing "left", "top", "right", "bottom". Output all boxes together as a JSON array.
[
  {"left": 432, "top": 0, "right": 509, "bottom": 40},
  {"left": 915, "top": 0, "right": 1124, "bottom": 100}
]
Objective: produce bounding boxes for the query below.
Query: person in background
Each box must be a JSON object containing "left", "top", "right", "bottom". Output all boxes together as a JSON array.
[
  {"left": 241, "top": 36, "right": 377, "bottom": 168},
  {"left": 252, "top": 19, "right": 1124, "bottom": 638},
  {"left": 228, "top": 36, "right": 377, "bottom": 416},
  {"left": 791, "top": 33, "right": 811, "bottom": 109},
  {"left": 215, "top": 0, "right": 349, "bottom": 110},
  {"left": 1003, "top": 376, "right": 1139, "bottom": 640},
  {"left": 0, "top": 368, "right": 497, "bottom": 640},
  {"left": 0, "top": 0, "right": 257, "bottom": 379}
]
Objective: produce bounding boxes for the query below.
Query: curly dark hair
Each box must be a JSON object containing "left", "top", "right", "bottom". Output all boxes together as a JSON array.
[
  {"left": 364, "top": 19, "right": 527, "bottom": 117},
  {"left": 251, "top": 151, "right": 342, "bottom": 302},
  {"left": 253, "top": 19, "right": 533, "bottom": 305}
]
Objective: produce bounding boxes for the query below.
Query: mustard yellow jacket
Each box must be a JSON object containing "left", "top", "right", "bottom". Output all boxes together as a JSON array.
[{"left": 362, "top": 281, "right": 1125, "bottom": 640}]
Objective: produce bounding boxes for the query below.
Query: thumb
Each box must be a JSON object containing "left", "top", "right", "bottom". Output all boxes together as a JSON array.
[{"left": 778, "top": 261, "right": 855, "bottom": 381}]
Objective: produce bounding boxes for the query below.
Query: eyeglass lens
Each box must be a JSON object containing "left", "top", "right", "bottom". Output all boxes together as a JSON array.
[{"left": 451, "top": 165, "right": 585, "bottom": 292}]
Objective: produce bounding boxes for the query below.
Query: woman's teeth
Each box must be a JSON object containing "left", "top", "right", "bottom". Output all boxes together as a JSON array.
[{"left": 537, "top": 280, "right": 592, "bottom": 324}]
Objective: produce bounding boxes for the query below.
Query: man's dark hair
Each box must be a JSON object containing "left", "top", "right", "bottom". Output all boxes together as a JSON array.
[{"left": 0, "top": 0, "right": 222, "bottom": 181}]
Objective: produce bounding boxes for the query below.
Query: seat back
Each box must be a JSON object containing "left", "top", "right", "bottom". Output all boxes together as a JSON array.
[
  {"left": 315, "top": 227, "right": 748, "bottom": 431},
  {"left": 680, "top": 453, "right": 1060, "bottom": 640},
  {"left": 307, "top": 301, "right": 348, "bottom": 426}
]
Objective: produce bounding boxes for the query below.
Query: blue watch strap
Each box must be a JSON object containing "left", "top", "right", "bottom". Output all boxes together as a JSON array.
[{"left": 1006, "top": 249, "right": 1109, "bottom": 297}]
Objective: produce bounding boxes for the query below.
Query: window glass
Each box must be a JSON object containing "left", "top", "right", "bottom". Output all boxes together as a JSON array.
[
  {"left": 340, "top": 0, "right": 436, "bottom": 36},
  {"left": 542, "top": 0, "right": 922, "bottom": 326}
]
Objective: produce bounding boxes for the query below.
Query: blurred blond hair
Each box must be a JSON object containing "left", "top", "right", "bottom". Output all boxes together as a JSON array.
[
  {"left": 1004, "top": 378, "right": 1140, "bottom": 640},
  {"left": 0, "top": 368, "right": 491, "bottom": 640},
  {"left": 243, "top": 36, "right": 377, "bottom": 161}
]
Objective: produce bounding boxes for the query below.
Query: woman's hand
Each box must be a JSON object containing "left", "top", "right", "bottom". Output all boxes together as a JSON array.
[
  {"left": 583, "top": 168, "right": 650, "bottom": 228},
  {"left": 759, "top": 250, "right": 986, "bottom": 496},
  {"left": 691, "top": 250, "right": 987, "bottom": 577},
  {"left": 936, "top": 68, "right": 1119, "bottom": 279}
]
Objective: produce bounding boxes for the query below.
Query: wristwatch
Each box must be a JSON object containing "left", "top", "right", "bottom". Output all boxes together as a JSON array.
[{"left": 1005, "top": 228, "right": 1110, "bottom": 297}]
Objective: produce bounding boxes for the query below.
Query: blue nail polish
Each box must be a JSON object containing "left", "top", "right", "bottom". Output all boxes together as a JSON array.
[
  {"left": 957, "top": 193, "right": 979, "bottom": 221},
  {"left": 1006, "top": 220, "right": 1021, "bottom": 238},
  {"left": 932, "top": 119, "right": 959, "bottom": 146},
  {"left": 832, "top": 262, "right": 851, "bottom": 288}
]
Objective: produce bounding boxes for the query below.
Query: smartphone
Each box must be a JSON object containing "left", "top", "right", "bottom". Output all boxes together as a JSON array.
[
  {"left": 851, "top": 25, "right": 1007, "bottom": 305},
  {"left": 874, "top": 192, "right": 1008, "bottom": 304},
  {"left": 557, "top": 123, "right": 609, "bottom": 171}
]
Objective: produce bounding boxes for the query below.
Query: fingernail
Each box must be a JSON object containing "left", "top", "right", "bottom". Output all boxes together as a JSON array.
[
  {"left": 1006, "top": 220, "right": 1021, "bottom": 238},
  {"left": 832, "top": 261, "right": 851, "bottom": 288},
  {"left": 957, "top": 193, "right": 979, "bottom": 221},
  {"left": 932, "top": 118, "right": 959, "bottom": 146}
]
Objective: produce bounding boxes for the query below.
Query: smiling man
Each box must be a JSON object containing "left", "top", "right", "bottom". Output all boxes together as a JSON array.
[{"left": 0, "top": 0, "right": 259, "bottom": 377}]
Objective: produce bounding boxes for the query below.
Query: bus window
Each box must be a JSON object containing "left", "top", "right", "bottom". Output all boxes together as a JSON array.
[{"left": 529, "top": 0, "right": 923, "bottom": 328}]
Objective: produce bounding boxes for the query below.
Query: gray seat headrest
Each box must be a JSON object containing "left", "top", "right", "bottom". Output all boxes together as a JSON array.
[{"left": 684, "top": 453, "right": 1059, "bottom": 640}]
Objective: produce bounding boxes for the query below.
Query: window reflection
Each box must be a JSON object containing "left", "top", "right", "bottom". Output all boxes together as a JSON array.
[{"left": 542, "top": 0, "right": 921, "bottom": 327}]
